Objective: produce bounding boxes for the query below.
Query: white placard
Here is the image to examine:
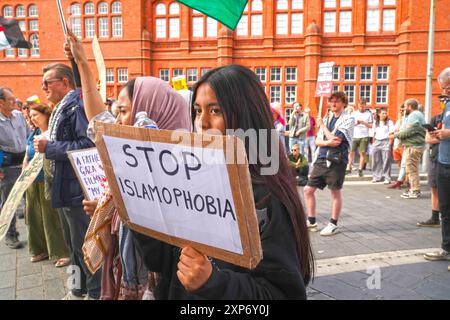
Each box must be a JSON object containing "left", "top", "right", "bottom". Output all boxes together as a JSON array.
[
  {"left": 103, "top": 135, "right": 243, "bottom": 255},
  {"left": 317, "top": 61, "right": 335, "bottom": 82},
  {"left": 68, "top": 148, "right": 106, "bottom": 200}
]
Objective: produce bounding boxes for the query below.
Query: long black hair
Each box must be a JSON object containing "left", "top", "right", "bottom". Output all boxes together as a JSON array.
[{"left": 192, "top": 65, "right": 314, "bottom": 285}]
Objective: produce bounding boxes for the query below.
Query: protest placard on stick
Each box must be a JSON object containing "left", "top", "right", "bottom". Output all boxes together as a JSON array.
[
  {"left": 95, "top": 122, "right": 262, "bottom": 269},
  {"left": 68, "top": 148, "right": 106, "bottom": 201}
]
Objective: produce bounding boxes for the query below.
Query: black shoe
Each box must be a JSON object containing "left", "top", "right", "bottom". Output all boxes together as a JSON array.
[
  {"left": 5, "top": 234, "right": 23, "bottom": 249},
  {"left": 358, "top": 170, "right": 363, "bottom": 177},
  {"left": 17, "top": 212, "right": 24, "bottom": 219},
  {"left": 417, "top": 218, "right": 440, "bottom": 228}
]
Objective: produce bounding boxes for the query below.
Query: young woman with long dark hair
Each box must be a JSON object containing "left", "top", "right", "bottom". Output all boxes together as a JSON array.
[{"left": 132, "top": 64, "right": 314, "bottom": 299}]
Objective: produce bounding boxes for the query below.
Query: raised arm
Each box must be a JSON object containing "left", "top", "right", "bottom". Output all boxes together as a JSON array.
[{"left": 64, "top": 28, "right": 105, "bottom": 121}]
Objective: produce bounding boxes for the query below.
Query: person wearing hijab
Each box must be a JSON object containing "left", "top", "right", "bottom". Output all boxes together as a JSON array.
[{"left": 65, "top": 29, "right": 190, "bottom": 299}]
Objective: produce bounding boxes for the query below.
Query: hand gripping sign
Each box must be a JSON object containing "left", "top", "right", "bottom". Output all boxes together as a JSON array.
[{"left": 95, "top": 123, "right": 262, "bottom": 269}]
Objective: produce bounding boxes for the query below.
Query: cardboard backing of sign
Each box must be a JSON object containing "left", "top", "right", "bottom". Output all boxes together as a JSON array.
[{"left": 95, "top": 122, "right": 262, "bottom": 269}]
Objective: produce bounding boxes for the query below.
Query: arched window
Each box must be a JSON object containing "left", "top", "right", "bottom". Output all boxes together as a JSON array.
[
  {"left": 84, "top": 2, "right": 95, "bottom": 15},
  {"left": 70, "top": 3, "right": 81, "bottom": 16},
  {"left": 98, "top": 2, "right": 108, "bottom": 14},
  {"left": 30, "top": 34, "right": 39, "bottom": 56},
  {"left": 16, "top": 5, "right": 25, "bottom": 17},
  {"left": 28, "top": 4, "right": 38, "bottom": 16},
  {"left": 3, "top": 6, "right": 13, "bottom": 17},
  {"left": 155, "top": 3, "right": 167, "bottom": 38},
  {"left": 169, "top": 2, "right": 179, "bottom": 14},
  {"left": 112, "top": 1, "right": 122, "bottom": 13},
  {"left": 156, "top": 3, "right": 166, "bottom": 15}
]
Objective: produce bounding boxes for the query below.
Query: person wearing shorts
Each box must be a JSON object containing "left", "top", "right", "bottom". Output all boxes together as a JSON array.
[
  {"left": 347, "top": 98, "right": 373, "bottom": 177},
  {"left": 304, "top": 92, "right": 354, "bottom": 237}
]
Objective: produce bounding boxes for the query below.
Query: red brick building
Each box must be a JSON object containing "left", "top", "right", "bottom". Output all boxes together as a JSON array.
[{"left": 1, "top": 0, "right": 449, "bottom": 120}]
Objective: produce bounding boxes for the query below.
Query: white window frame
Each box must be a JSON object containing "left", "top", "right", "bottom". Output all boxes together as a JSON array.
[
  {"left": 291, "top": 13, "right": 303, "bottom": 34},
  {"left": 112, "top": 1, "right": 122, "bottom": 14},
  {"left": 333, "top": 66, "right": 340, "bottom": 81},
  {"left": 270, "top": 86, "right": 281, "bottom": 103},
  {"left": 16, "top": 5, "right": 25, "bottom": 17},
  {"left": 359, "top": 85, "right": 372, "bottom": 104},
  {"left": 285, "top": 85, "right": 297, "bottom": 104},
  {"left": 339, "top": 11, "right": 352, "bottom": 33},
  {"left": 70, "top": 4, "right": 81, "bottom": 16},
  {"left": 344, "top": 85, "right": 355, "bottom": 104},
  {"left": 18, "top": 48, "right": 27, "bottom": 58},
  {"left": 169, "top": 18, "right": 180, "bottom": 38},
  {"left": 19, "top": 20, "right": 26, "bottom": 31},
  {"left": 251, "top": 14, "right": 263, "bottom": 36},
  {"left": 286, "top": 67, "right": 297, "bottom": 82},
  {"left": 156, "top": 3, "right": 166, "bottom": 16},
  {"left": 99, "top": 17, "right": 109, "bottom": 38},
  {"left": 117, "top": 68, "right": 128, "bottom": 83},
  {"left": 159, "top": 69, "right": 169, "bottom": 82},
  {"left": 84, "top": 18, "right": 95, "bottom": 38},
  {"left": 276, "top": 13, "right": 288, "bottom": 35},
  {"left": 5, "top": 48, "right": 15, "bottom": 57},
  {"left": 255, "top": 67, "right": 266, "bottom": 82},
  {"left": 29, "top": 20, "right": 39, "bottom": 31},
  {"left": 206, "top": 17, "right": 217, "bottom": 37},
  {"left": 377, "top": 65, "right": 389, "bottom": 80},
  {"left": 112, "top": 16, "right": 122, "bottom": 37},
  {"left": 382, "top": 9, "right": 395, "bottom": 31},
  {"left": 366, "top": 9, "right": 380, "bottom": 32},
  {"left": 236, "top": 15, "right": 248, "bottom": 36},
  {"left": 192, "top": 17, "right": 203, "bottom": 37},
  {"left": 376, "top": 85, "right": 388, "bottom": 104},
  {"left": 156, "top": 18, "right": 166, "bottom": 38},
  {"left": 324, "top": 0, "right": 337, "bottom": 8},
  {"left": 28, "top": 5, "right": 38, "bottom": 17},
  {"left": 98, "top": 2, "right": 108, "bottom": 14},
  {"left": 173, "top": 69, "right": 184, "bottom": 77},
  {"left": 3, "top": 6, "right": 13, "bottom": 17},
  {"left": 106, "top": 68, "right": 115, "bottom": 83},
  {"left": 84, "top": 2, "right": 95, "bottom": 15},
  {"left": 292, "top": 0, "right": 303, "bottom": 10},
  {"left": 270, "top": 67, "right": 282, "bottom": 82},
  {"left": 71, "top": 17, "right": 82, "bottom": 37},
  {"left": 324, "top": 11, "right": 336, "bottom": 33},
  {"left": 30, "top": 34, "right": 39, "bottom": 57},
  {"left": 360, "top": 66, "right": 372, "bottom": 81},
  {"left": 187, "top": 68, "right": 198, "bottom": 82},
  {"left": 344, "top": 66, "right": 356, "bottom": 81}
]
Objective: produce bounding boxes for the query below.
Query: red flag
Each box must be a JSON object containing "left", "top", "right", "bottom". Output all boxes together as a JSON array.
[{"left": 0, "top": 17, "right": 31, "bottom": 50}]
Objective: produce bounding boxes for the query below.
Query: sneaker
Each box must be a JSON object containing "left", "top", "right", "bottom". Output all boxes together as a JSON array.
[
  {"left": 358, "top": 170, "right": 363, "bottom": 177},
  {"left": 383, "top": 179, "right": 391, "bottom": 185},
  {"left": 4, "top": 234, "right": 23, "bottom": 249},
  {"left": 371, "top": 179, "right": 382, "bottom": 183},
  {"left": 62, "top": 292, "right": 85, "bottom": 300},
  {"left": 401, "top": 191, "right": 421, "bottom": 199},
  {"left": 387, "top": 181, "right": 402, "bottom": 189},
  {"left": 320, "top": 222, "right": 339, "bottom": 236},
  {"left": 306, "top": 220, "right": 318, "bottom": 231},
  {"left": 424, "top": 250, "right": 450, "bottom": 261},
  {"left": 417, "top": 218, "right": 440, "bottom": 228}
]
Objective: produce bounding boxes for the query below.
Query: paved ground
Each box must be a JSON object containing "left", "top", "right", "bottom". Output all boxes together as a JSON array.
[{"left": 1, "top": 177, "right": 448, "bottom": 300}]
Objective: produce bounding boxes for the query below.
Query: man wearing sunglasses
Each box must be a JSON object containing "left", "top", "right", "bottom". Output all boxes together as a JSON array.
[
  {"left": 34, "top": 63, "right": 100, "bottom": 300},
  {"left": 0, "top": 87, "right": 29, "bottom": 249}
]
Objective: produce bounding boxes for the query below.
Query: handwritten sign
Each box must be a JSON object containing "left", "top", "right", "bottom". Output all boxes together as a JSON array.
[
  {"left": 315, "top": 61, "right": 335, "bottom": 98},
  {"left": 0, "top": 154, "right": 43, "bottom": 241},
  {"left": 95, "top": 123, "right": 262, "bottom": 269},
  {"left": 68, "top": 148, "right": 106, "bottom": 200}
]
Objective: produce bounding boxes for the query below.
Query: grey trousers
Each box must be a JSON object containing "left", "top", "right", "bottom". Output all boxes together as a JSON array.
[
  {"left": 0, "top": 166, "right": 21, "bottom": 237},
  {"left": 57, "top": 206, "right": 102, "bottom": 298},
  {"left": 371, "top": 139, "right": 391, "bottom": 181}
]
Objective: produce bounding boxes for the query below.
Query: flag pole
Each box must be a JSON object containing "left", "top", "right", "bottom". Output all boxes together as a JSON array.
[{"left": 56, "top": 0, "right": 81, "bottom": 88}]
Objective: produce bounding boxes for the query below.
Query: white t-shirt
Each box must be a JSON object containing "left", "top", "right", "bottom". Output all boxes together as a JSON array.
[
  {"left": 372, "top": 120, "right": 394, "bottom": 140},
  {"left": 353, "top": 110, "right": 373, "bottom": 138}
]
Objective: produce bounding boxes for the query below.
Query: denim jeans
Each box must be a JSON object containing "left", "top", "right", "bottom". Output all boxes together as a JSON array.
[
  {"left": 0, "top": 167, "right": 21, "bottom": 237},
  {"left": 119, "top": 224, "right": 148, "bottom": 287},
  {"left": 437, "top": 163, "right": 450, "bottom": 252},
  {"left": 58, "top": 206, "right": 102, "bottom": 298}
]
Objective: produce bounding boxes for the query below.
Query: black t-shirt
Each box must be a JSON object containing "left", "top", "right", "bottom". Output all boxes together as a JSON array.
[{"left": 429, "top": 113, "right": 443, "bottom": 161}]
